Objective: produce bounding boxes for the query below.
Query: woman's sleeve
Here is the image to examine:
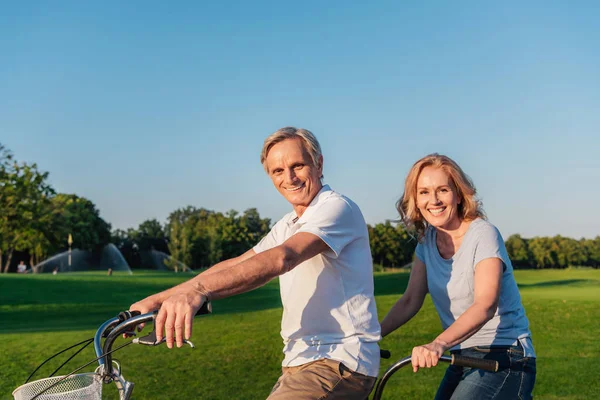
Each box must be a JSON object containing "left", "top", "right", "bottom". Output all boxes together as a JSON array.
[{"left": 474, "top": 224, "right": 510, "bottom": 271}]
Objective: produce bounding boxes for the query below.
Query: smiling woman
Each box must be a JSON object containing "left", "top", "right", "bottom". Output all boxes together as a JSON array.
[
  {"left": 380, "top": 153, "right": 537, "bottom": 400},
  {"left": 398, "top": 154, "right": 485, "bottom": 242}
]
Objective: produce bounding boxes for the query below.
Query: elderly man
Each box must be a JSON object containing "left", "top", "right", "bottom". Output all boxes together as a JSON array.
[{"left": 130, "top": 127, "right": 381, "bottom": 399}]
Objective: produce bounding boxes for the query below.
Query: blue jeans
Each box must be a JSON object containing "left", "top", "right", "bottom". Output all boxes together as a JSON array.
[{"left": 434, "top": 343, "right": 536, "bottom": 400}]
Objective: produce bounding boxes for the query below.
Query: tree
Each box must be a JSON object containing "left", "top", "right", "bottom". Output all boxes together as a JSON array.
[
  {"left": 165, "top": 218, "right": 191, "bottom": 272},
  {"left": 0, "top": 143, "right": 14, "bottom": 268},
  {"left": 505, "top": 234, "right": 530, "bottom": 268},
  {"left": 49, "top": 194, "right": 112, "bottom": 254},
  {"left": 368, "top": 221, "right": 416, "bottom": 269},
  {"left": 218, "top": 209, "right": 271, "bottom": 261},
  {"left": 165, "top": 206, "right": 271, "bottom": 270},
  {"left": 0, "top": 156, "right": 55, "bottom": 272},
  {"left": 239, "top": 208, "right": 271, "bottom": 246},
  {"left": 137, "top": 219, "right": 168, "bottom": 253},
  {"left": 582, "top": 237, "right": 600, "bottom": 268},
  {"left": 554, "top": 236, "right": 587, "bottom": 268},
  {"left": 527, "top": 237, "right": 559, "bottom": 268},
  {"left": 111, "top": 228, "right": 142, "bottom": 268}
]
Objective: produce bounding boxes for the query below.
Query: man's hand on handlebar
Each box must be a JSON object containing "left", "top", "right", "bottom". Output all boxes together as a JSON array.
[
  {"left": 126, "top": 295, "right": 163, "bottom": 337},
  {"left": 153, "top": 289, "right": 207, "bottom": 349}
]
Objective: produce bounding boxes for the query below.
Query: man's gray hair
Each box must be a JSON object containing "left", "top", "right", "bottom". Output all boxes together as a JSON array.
[{"left": 260, "top": 127, "right": 323, "bottom": 175}]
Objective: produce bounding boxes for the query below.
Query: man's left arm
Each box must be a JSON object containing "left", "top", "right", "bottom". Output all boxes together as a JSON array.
[{"left": 155, "top": 232, "right": 330, "bottom": 348}]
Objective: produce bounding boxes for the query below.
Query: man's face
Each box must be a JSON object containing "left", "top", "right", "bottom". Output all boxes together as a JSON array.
[{"left": 265, "top": 138, "right": 323, "bottom": 217}]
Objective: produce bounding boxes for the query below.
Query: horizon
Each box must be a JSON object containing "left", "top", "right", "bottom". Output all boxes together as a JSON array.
[{"left": 2, "top": 2, "right": 599, "bottom": 239}]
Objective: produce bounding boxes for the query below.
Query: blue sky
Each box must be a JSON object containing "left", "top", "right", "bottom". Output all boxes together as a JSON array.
[{"left": 1, "top": 1, "right": 599, "bottom": 239}]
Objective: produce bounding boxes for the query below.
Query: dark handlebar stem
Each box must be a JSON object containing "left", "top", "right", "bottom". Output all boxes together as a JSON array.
[
  {"left": 371, "top": 354, "right": 499, "bottom": 400},
  {"left": 102, "top": 312, "right": 157, "bottom": 376},
  {"left": 94, "top": 317, "right": 121, "bottom": 366}
]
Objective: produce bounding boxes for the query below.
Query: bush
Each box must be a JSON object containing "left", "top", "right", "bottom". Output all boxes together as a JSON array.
[{"left": 373, "top": 263, "right": 385, "bottom": 272}]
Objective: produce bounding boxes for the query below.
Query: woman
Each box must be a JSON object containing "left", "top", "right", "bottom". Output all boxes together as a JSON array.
[{"left": 381, "top": 154, "right": 536, "bottom": 399}]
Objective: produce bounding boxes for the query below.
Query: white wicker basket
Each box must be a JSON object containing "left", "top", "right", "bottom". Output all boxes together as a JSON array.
[{"left": 12, "top": 372, "right": 102, "bottom": 400}]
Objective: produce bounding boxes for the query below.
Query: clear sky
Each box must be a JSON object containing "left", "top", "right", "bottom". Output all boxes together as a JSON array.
[{"left": 1, "top": 1, "right": 599, "bottom": 239}]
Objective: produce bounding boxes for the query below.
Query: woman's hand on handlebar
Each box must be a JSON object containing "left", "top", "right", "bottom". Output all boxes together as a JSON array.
[
  {"left": 411, "top": 339, "right": 449, "bottom": 373},
  {"left": 154, "top": 288, "right": 207, "bottom": 349}
]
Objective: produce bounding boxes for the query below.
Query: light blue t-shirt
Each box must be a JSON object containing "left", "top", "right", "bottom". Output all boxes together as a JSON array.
[{"left": 415, "top": 218, "right": 535, "bottom": 357}]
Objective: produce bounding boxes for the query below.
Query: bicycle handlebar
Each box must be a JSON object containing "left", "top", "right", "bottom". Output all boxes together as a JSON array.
[
  {"left": 101, "top": 312, "right": 156, "bottom": 375},
  {"left": 95, "top": 301, "right": 212, "bottom": 376},
  {"left": 371, "top": 354, "right": 499, "bottom": 400}
]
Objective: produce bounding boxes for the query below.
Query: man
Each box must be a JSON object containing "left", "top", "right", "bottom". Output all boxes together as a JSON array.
[{"left": 130, "top": 127, "right": 380, "bottom": 399}]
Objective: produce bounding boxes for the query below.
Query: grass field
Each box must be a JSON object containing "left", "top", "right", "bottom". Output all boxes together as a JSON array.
[{"left": 1, "top": 269, "right": 599, "bottom": 399}]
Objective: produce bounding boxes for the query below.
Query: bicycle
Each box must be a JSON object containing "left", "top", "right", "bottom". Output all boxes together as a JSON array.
[
  {"left": 13, "top": 305, "right": 497, "bottom": 400},
  {"left": 12, "top": 303, "right": 212, "bottom": 400},
  {"left": 372, "top": 350, "right": 498, "bottom": 399}
]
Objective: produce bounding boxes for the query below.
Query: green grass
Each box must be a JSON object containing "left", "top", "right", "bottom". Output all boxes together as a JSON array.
[{"left": 1, "top": 269, "right": 599, "bottom": 399}]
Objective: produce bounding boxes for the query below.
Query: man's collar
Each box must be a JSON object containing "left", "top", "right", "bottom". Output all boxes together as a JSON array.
[{"left": 286, "top": 184, "right": 332, "bottom": 226}]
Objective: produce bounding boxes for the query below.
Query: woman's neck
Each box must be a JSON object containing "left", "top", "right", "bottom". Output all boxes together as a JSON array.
[{"left": 435, "top": 219, "right": 471, "bottom": 259}]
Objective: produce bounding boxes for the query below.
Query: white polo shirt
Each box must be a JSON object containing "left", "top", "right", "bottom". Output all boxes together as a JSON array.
[{"left": 253, "top": 185, "right": 381, "bottom": 377}]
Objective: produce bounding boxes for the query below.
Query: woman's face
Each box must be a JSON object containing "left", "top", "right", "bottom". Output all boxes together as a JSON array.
[{"left": 415, "top": 166, "right": 462, "bottom": 231}]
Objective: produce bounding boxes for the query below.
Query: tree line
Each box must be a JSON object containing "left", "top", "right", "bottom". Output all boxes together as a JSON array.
[
  {"left": 0, "top": 143, "right": 111, "bottom": 272},
  {"left": 111, "top": 207, "right": 271, "bottom": 271},
  {"left": 367, "top": 224, "right": 600, "bottom": 270},
  {"left": 1, "top": 142, "right": 599, "bottom": 271},
  {"left": 505, "top": 234, "right": 600, "bottom": 269}
]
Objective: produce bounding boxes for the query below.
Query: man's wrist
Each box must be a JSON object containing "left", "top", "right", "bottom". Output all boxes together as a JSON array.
[{"left": 192, "top": 281, "right": 212, "bottom": 302}]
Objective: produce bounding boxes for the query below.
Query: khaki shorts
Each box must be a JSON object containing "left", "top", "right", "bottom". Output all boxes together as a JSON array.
[{"left": 267, "top": 358, "right": 377, "bottom": 400}]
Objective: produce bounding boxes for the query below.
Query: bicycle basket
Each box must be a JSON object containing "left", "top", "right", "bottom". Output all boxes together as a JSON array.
[{"left": 12, "top": 372, "right": 102, "bottom": 400}]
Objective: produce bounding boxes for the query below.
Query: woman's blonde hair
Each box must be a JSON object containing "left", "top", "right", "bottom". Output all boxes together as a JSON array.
[
  {"left": 397, "top": 153, "right": 485, "bottom": 240},
  {"left": 260, "top": 127, "right": 323, "bottom": 178}
]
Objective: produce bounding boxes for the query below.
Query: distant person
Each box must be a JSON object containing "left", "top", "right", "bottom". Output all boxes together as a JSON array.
[
  {"left": 129, "top": 127, "right": 381, "bottom": 399},
  {"left": 380, "top": 154, "right": 536, "bottom": 399},
  {"left": 17, "top": 261, "right": 27, "bottom": 274}
]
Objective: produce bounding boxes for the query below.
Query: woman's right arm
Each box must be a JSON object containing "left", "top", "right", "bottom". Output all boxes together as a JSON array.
[{"left": 380, "top": 258, "right": 428, "bottom": 337}]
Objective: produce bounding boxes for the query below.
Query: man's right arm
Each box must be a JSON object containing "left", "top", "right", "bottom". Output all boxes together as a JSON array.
[
  {"left": 145, "top": 232, "right": 329, "bottom": 348},
  {"left": 197, "top": 249, "right": 257, "bottom": 277},
  {"left": 128, "top": 249, "right": 257, "bottom": 315}
]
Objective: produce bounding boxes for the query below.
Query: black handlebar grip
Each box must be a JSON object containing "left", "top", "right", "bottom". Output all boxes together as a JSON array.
[
  {"left": 380, "top": 349, "right": 391, "bottom": 359},
  {"left": 196, "top": 301, "right": 212, "bottom": 316},
  {"left": 451, "top": 354, "right": 499, "bottom": 372},
  {"left": 117, "top": 310, "right": 142, "bottom": 322}
]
